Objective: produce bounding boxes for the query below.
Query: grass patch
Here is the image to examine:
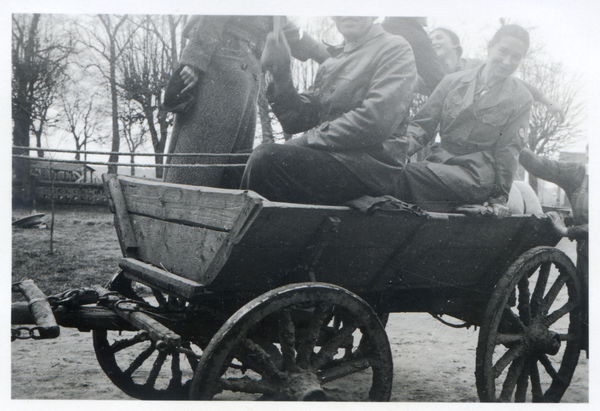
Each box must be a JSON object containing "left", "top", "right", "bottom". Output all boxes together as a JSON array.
[{"left": 12, "top": 204, "right": 122, "bottom": 299}]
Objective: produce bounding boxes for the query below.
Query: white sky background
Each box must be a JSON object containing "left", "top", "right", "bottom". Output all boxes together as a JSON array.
[{"left": 2, "top": 0, "right": 600, "bottom": 410}]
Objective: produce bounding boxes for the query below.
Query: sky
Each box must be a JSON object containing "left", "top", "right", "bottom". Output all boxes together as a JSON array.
[{"left": 2, "top": 0, "right": 600, "bottom": 409}]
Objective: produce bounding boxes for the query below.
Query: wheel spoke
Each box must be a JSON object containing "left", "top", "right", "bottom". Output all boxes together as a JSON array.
[
  {"left": 503, "top": 308, "right": 528, "bottom": 332},
  {"left": 181, "top": 341, "right": 200, "bottom": 371},
  {"left": 240, "top": 338, "right": 287, "bottom": 380},
  {"left": 531, "top": 262, "right": 551, "bottom": 317},
  {"left": 499, "top": 355, "right": 526, "bottom": 401},
  {"left": 170, "top": 350, "right": 182, "bottom": 389},
  {"left": 514, "top": 357, "right": 531, "bottom": 402},
  {"left": 530, "top": 361, "right": 543, "bottom": 402},
  {"left": 297, "top": 303, "right": 331, "bottom": 368},
  {"left": 518, "top": 278, "right": 532, "bottom": 326},
  {"left": 124, "top": 343, "right": 156, "bottom": 377},
  {"left": 537, "top": 353, "right": 561, "bottom": 383},
  {"left": 540, "top": 273, "right": 568, "bottom": 317},
  {"left": 318, "top": 357, "right": 370, "bottom": 383},
  {"left": 110, "top": 332, "right": 149, "bottom": 353},
  {"left": 495, "top": 333, "right": 524, "bottom": 345},
  {"left": 544, "top": 301, "right": 577, "bottom": 326},
  {"left": 311, "top": 321, "right": 357, "bottom": 370},
  {"left": 278, "top": 309, "right": 297, "bottom": 372},
  {"left": 145, "top": 349, "right": 168, "bottom": 388},
  {"left": 492, "top": 344, "right": 525, "bottom": 378},
  {"left": 557, "top": 332, "right": 577, "bottom": 342}
]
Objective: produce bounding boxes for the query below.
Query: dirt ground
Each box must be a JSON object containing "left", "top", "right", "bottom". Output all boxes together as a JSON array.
[{"left": 10, "top": 205, "right": 589, "bottom": 402}]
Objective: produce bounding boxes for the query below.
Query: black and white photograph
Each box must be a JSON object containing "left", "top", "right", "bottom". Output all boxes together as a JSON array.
[{"left": 5, "top": 0, "right": 598, "bottom": 406}]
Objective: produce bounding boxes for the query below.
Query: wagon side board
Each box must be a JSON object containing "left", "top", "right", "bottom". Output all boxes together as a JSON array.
[{"left": 103, "top": 174, "right": 264, "bottom": 289}]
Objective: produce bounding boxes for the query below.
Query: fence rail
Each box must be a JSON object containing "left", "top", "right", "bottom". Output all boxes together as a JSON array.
[{"left": 12, "top": 146, "right": 251, "bottom": 205}]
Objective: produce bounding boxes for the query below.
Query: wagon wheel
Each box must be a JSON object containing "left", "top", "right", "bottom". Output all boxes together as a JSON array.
[
  {"left": 92, "top": 278, "right": 203, "bottom": 400},
  {"left": 189, "top": 282, "right": 393, "bottom": 401},
  {"left": 476, "top": 246, "right": 582, "bottom": 402},
  {"left": 93, "top": 329, "right": 203, "bottom": 399}
]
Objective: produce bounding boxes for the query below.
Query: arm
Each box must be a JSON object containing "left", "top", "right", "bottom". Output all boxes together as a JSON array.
[
  {"left": 263, "top": 31, "right": 322, "bottom": 134},
  {"left": 301, "top": 40, "right": 417, "bottom": 150},
  {"left": 516, "top": 78, "right": 565, "bottom": 123},
  {"left": 282, "top": 21, "right": 330, "bottom": 64},
  {"left": 405, "top": 74, "right": 453, "bottom": 155},
  {"left": 487, "top": 99, "right": 532, "bottom": 206},
  {"left": 381, "top": 17, "right": 445, "bottom": 96},
  {"left": 547, "top": 212, "right": 588, "bottom": 241},
  {"left": 567, "top": 224, "right": 588, "bottom": 241}
]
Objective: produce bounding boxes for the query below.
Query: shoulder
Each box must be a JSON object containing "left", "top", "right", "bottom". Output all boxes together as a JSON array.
[
  {"left": 368, "top": 30, "right": 415, "bottom": 64},
  {"left": 507, "top": 77, "right": 535, "bottom": 104},
  {"left": 443, "top": 67, "right": 478, "bottom": 86}
]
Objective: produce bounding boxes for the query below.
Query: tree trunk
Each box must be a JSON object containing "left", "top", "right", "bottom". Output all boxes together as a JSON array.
[
  {"left": 12, "top": 14, "right": 41, "bottom": 205},
  {"left": 108, "top": 45, "right": 120, "bottom": 174}
]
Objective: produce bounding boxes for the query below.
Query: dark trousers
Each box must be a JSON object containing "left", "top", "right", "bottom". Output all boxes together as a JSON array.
[
  {"left": 240, "top": 143, "right": 374, "bottom": 205},
  {"left": 397, "top": 161, "right": 467, "bottom": 212}
]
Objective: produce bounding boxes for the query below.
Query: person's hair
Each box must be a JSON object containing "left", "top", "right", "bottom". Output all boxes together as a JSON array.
[
  {"left": 431, "top": 28, "right": 463, "bottom": 58},
  {"left": 489, "top": 24, "right": 530, "bottom": 53}
]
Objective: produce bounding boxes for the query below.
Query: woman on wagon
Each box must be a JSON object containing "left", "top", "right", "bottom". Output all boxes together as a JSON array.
[{"left": 394, "top": 24, "right": 533, "bottom": 217}]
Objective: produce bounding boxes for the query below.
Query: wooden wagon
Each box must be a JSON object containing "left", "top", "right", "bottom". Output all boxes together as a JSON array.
[{"left": 12, "top": 174, "right": 585, "bottom": 402}]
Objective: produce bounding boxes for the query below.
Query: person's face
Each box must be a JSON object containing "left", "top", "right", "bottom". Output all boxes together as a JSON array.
[
  {"left": 429, "top": 30, "right": 457, "bottom": 58},
  {"left": 332, "top": 17, "right": 376, "bottom": 42},
  {"left": 486, "top": 35, "right": 528, "bottom": 81}
]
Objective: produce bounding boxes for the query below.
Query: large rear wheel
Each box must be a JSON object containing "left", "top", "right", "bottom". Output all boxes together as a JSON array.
[
  {"left": 189, "top": 282, "right": 393, "bottom": 401},
  {"left": 476, "top": 246, "right": 582, "bottom": 402}
]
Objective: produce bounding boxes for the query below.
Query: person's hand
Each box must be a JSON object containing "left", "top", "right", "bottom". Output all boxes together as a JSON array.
[
  {"left": 488, "top": 203, "right": 512, "bottom": 219},
  {"left": 180, "top": 65, "right": 199, "bottom": 94},
  {"left": 261, "top": 30, "right": 292, "bottom": 80},
  {"left": 547, "top": 211, "right": 569, "bottom": 237},
  {"left": 545, "top": 101, "right": 566, "bottom": 124}
]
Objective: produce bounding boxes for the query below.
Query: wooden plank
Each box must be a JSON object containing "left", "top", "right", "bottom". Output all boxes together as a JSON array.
[
  {"left": 119, "top": 258, "right": 205, "bottom": 300},
  {"left": 116, "top": 175, "right": 264, "bottom": 232},
  {"left": 129, "top": 214, "right": 229, "bottom": 284},
  {"left": 103, "top": 174, "right": 138, "bottom": 258},
  {"left": 12, "top": 302, "right": 135, "bottom": 331},
  {"left": 208, "top": 207, "right": 426, "bottom": 291}
]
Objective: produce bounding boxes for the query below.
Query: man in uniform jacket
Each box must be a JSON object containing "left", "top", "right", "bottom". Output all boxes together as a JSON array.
[{"left": 240, "top": 17, "right": 417, "bottom": 205}]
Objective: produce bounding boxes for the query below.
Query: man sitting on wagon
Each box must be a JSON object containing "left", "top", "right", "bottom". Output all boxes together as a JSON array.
[{"left": 240, "top": 17, "right": 417, "bottom": 205}]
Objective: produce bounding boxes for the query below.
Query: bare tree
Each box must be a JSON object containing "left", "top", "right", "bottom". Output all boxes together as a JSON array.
[
  {"left": 78, "top": 14, "right": 137, "bottom": 173},
  {"left": 59, "top": 87, "right": 106, "bottom": 167},
  {"left": 120, "top": 15, "right": 184, "bottom": 178},
  {"left": 12, "top": 14, "right": 74, "bottom": 203},
  {"left": 119, "top": 98, "right": 148, "bottom": 176}
]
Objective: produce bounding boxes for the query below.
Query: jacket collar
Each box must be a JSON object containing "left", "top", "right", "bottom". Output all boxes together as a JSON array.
[
  {"left": 326, "top": 23, "right": 385, "bottom": 56},
  {"left": 458, "top": 65, "right": 519, "bottom": 110}
]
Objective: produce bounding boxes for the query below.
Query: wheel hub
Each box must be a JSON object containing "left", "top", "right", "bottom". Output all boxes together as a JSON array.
[
  {"left": 527, "top": 322, "right": 561, "bottom": 356},
  {"left": 274, "top": 370, "right": 326, "bottom": 401}
]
